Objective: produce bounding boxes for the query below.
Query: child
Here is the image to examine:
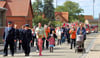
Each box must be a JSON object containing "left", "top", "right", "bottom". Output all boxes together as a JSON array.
[
  {"left": 38, "top": 35, "right": 43, "bottom": 56},
  {"left": 46, "top": 34, "right": 55, "bottom": 52}
]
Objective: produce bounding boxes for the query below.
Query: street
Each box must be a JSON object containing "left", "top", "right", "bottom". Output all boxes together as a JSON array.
[{"left": 0, "top": 32, "right": 99, "bottom": 58}]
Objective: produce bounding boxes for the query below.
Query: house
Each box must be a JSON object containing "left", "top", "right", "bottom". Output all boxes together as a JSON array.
[
  {"left": 84, "top": 15, "right": 94, "bottom": 24},
  {"left": 55, "top": 12, "right": 69, "bottom": 22},
  {"left": 0, "top": 0, "right": 33, "bottom": 28},
  {"left": 0, "top": 0, "right": 33, "bottom": 43}
]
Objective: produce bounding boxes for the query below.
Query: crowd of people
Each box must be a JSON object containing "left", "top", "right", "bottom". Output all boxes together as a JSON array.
[{"left": 3, "top": 21, "right": 86, "bottom": 57}]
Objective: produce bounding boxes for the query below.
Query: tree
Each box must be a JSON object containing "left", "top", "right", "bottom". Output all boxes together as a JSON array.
[
  {"left": 32, "top": 0, "right": 43, "bottom": 16},
  {"left": 43, "top": 0, "right": 55, "bottom": 20},
  {"left": 33, "top": 16, "right": 49, "bottom": 26},
  {"left": 55, "top": 1, "right": 84, "bottom": 22},
  {"left": 32, "top": 0, "right": 47, "bottom": 26}
]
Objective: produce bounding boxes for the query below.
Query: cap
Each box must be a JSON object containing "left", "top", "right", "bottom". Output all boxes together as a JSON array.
[
  {"left": 25, "top": 24, "right": 30, "bottom": 27},
  {"left": 8, "top": 21, "right": 12, "bottom": 25}
]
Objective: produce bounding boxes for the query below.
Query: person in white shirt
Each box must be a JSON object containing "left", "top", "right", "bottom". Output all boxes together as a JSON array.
[
  {"left": 56, "top": 27, "right": 62, "bottom": 45},
  {"left": 35, "top": 23, "right": 46, "bottom": 52}
]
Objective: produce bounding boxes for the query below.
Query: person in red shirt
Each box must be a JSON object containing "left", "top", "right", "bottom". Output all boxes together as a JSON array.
[
  {"left": 69, "top": 25, "right": 76, "bottom": 49},
  {"left": 38, "top": 35, "right": 43, "bottom": 56}
]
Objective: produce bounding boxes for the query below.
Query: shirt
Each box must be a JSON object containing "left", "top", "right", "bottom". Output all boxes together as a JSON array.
[{"left": 35, "top": 27, "right": 46, "bottom": 38}]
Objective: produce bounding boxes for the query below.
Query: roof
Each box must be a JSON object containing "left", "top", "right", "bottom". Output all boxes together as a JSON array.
[
  {"left": 84, "top": 15, "right": 94, "bottom": 20},
  {"left": 55, "top": 12, "right": 68, "bottom": 22},
  {"left": 0, "top": 1, "right": 6, "bottom": 7},
  {"left": 5, "top": 0, "right": 31, "bottom": 16}
]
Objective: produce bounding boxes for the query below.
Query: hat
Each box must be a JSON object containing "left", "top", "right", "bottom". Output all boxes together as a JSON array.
[
  {"left": 25, "top": 24, "right": 30, "bottom": 27},
  {"left": 8, "top": 21, "right": 12, "bottom": 25}
]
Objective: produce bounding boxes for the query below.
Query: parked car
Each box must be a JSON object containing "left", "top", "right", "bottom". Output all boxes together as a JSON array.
[
  {"left": 90, "top": 25, "right": 95, "bottom": 33},
  {"left": 90, "top": 25, "right": 98, "bottom": 33}
]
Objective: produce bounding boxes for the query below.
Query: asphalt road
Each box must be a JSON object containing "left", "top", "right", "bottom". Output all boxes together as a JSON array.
[{"left": 0, "top": 32, "right": 99, "bottom": 58}]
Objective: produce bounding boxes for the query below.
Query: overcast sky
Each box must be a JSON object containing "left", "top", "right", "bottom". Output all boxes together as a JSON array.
[{"left": 31, "top": 0, "right": 100, "bottom": 19}]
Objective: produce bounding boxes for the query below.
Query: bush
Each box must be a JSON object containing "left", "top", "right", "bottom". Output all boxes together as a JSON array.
[{"left": 49, "top": 21, "right": 62, "bottom": 27}]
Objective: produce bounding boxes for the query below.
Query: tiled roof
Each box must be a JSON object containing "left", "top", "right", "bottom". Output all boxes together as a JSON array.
[
  {"left": 5, "top": 0, "right": 31, "bottom": 16},
  {"left": 0, "top": 1, "right": 6, "bottom": 7},
  {"left": 84, "top": 15, "right": 94, "bottom": 20},
  {"left": 55, "top": 12, "right": 68, "bottom": 22}
]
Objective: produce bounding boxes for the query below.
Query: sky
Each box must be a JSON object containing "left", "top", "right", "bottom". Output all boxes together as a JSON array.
[{"left": 31, "top": 0, "right": 100, "bottom": 19}]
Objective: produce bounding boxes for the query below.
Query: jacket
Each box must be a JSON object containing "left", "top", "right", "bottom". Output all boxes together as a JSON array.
[
  {"left": 69, "top": 29, "right": 76, "bottom": 39},
  {"left": 3, "top": 27, "right": 15, "bottom": 41},
  {"left": 47, "top": 37, "right": 55, "bottom": 45}
]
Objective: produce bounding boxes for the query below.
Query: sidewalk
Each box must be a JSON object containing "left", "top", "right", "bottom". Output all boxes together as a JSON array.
[
  {"left": 86, "top": 34, "right": 100, "bottom": 58},
  {"left": 0, "top": 44, "right": 4, "bottom": 51}
]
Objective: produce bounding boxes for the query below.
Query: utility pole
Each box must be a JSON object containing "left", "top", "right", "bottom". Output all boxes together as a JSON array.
[
  {"left": 98, "top": 13, "right": 100, "bottom": 31},
  {"left": 93, "top": 0, "right": 95, "bottom": 18}
]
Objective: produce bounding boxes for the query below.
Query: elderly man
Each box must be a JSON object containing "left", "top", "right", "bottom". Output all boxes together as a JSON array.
[
  {"left": 21, "top": 24, "right": 32, "bottom": 56},
  {"left": 3, "top": 21, "right": 16, "bottom": 56}
]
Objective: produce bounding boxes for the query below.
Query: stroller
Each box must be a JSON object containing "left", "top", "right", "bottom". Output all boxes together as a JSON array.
[{"left": 75, "top": 35, "right": 86, "bottom": 53}]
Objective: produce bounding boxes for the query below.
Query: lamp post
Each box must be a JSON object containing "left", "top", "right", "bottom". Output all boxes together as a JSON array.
[{"left": 93, "top": 0, "right": 95, "bottom": 18}]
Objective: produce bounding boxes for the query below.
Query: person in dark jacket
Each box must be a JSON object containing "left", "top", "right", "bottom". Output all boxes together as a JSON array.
[
  {"left": 21, "top": 24, "right": 32, "bottom": 56},
  {"left": 3, "top": 21, "right": 16, "bottom": 56},
  {"left": 65, "top": 25, "right": 70, "bottom": 44},
  {"left": 14, "top": 24, "right": 19, "bottom": 52},
  {"left": 61, "top": 26, "right": 66, "bottom": 43},
  {"left": 18, "top": 25, "right": 25, "bottom": 50}
]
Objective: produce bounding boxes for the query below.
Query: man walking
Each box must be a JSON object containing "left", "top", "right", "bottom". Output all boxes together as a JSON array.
[
  {"left": 3, "top": 21, "right": 16, "bottom": 56},
  {"left": 21, "top": 24, "right": 32, "bottom": 56}
]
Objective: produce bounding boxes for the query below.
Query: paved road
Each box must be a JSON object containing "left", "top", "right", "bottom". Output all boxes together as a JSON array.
[{"left": 0, "top": 33, "right": 99, "bottom": 58}]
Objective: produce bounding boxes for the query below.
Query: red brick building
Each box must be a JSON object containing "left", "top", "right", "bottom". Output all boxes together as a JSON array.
[
  {"left": 0, "top": 0, "right": 33, "bottom": 28},
  {"left": 55, "top": 12, "right": 69, "bottom": 22},
  {"left": 0, "top": 0, "right": 33, "bottom": 41},
  {"left": 84, "top": 15, "right": 94, "bottom": 20}
]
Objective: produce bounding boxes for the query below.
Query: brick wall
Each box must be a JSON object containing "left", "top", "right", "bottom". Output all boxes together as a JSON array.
[
  {"left": 6, "top": 16, "right": 32, "bottom": 28},
  {"left": 0, "top": 27, "right": 4, "bottom": 43}
]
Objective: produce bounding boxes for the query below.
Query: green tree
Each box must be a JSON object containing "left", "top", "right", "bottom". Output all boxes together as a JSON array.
[
  {"left": 32, "top": 0, "right": 43, "bottom": 16},
  {"left": 32, "top": 0, "right": 48, "bottom": 26},
  {"left": 43, "top": 0, "right": 55, "bottom": 20},
  {"left": 55, "top": 1, "right": 84, "bottom": 22},
  {"left": 33, "top": 16, "right": 49, "bottom": 26}
]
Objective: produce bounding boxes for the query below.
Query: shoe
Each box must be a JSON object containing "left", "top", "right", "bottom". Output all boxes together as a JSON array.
[
  {"left": 70, "top": 48, "right": 72, "bottom": 49},
  {"left": 36, "top": 50, "right": 39, "bottom": 53},
  {"left": 3, "top": 55, "right": 7, "bottom": 57},
  {"left": 25, "top": 54, "right": 29, "bottom": 56}
]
